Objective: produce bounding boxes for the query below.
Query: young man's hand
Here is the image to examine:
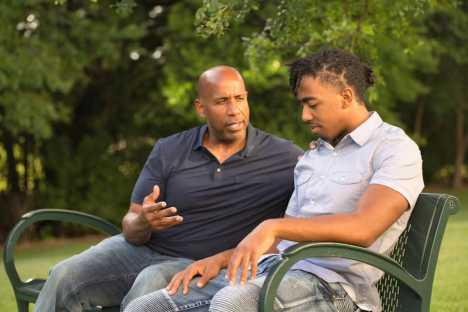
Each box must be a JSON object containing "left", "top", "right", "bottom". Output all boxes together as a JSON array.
[
  {"left": 226, "top": 220, "right": 278, "bottom": 286},
  {"left": 166, "top": 250, "right": 233, "bottom": 295}
]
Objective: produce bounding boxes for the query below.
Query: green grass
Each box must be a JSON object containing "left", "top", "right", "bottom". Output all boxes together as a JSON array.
[
  {"left": 430, "top": 189, "right": 468, "bottom": 311},
  {"left": 0, "top": 189, "right": 467, "bottom": 311},
  {"left": 0, "top": 237, "right": 103, "bottom": 311}
]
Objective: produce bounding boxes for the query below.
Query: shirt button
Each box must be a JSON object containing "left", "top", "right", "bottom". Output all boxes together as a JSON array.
[{"left": 216, "top": 168, "right": 221, "bottom": 172}]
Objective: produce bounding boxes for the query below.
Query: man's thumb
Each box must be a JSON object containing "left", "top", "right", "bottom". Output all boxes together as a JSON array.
[{"left": 152, "top": 185, "right": 160, "bottom": 201}]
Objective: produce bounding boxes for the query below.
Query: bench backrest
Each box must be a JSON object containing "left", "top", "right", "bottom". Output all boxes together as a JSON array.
[{"left": 377, "top": 193, "right": 459, "bottom": 312}]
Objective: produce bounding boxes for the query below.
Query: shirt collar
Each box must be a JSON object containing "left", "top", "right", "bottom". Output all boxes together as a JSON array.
[
  {"left": 193, "top": 124, "right": 208, "bottom": 151},
  {"left": 348, "top": 111, "right": 382, "bottom": 146},
  {"left": 193, "top": 123, "right": 257, "bottom": 157},
  {"left": 314, "top": 112, "right": 382, "bottom": 150}
]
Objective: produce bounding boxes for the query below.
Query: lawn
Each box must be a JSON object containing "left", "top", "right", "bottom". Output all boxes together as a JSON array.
[{"left": 0, "top": 189, "right": 467, "bottom": 311}]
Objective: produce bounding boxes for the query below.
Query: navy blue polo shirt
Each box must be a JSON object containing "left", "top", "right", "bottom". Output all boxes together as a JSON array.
[{"left": 131, "top": 124, "right": 303, "bottom": 260}]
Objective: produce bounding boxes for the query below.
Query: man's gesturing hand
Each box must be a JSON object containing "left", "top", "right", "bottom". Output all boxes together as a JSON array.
[
  {"left": 226, "top": 221, "right": 277, "bottom": 286},
  {"left": 141, "top": 185, "right": 183, "bottom": 231}
]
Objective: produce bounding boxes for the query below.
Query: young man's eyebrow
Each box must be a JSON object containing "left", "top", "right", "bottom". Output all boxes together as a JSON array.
[{"left": 299, "top": 96, "right": 318, "bottom": 103}]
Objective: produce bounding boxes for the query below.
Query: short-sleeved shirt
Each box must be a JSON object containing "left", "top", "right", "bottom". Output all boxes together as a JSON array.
[
  {"left": 131, "top": 124, "right": 303, "bottom": 260},
  {"left": 277, "top": 112, "right": 424, "bottom": 312}
]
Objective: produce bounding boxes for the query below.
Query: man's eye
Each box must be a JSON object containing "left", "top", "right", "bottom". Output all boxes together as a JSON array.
[{"left": 236, "top": 97, "right": 245, "bottom": 101}]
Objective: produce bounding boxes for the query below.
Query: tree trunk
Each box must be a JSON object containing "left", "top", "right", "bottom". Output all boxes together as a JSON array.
[
  {"left": 23, "top": 135, "right": 29, "bottom": 192},
  {"left": 452, "top": 107, "right": 467, "bottom": 188},
  {"left": 3, "top": 130, "right": 20, "bottom": 192},
  {"left": 414, "top": 99, "right": 424, "bottom": 137}
]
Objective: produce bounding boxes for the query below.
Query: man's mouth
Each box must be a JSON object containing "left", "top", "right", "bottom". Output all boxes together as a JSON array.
[{"left": 226, "top": 121, "right": 244, "bottom": 131}]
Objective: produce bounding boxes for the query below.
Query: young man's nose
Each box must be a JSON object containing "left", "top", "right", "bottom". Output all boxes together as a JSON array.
[{"left": 302, "top": 106, "right": 313, "bottom": 122}]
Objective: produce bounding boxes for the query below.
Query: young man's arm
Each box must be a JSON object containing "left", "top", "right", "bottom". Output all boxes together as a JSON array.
[{"left": 225, "top": 184, "right": 409, "bottom": 285}]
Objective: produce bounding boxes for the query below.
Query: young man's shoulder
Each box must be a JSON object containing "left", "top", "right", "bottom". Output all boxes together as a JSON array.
[
  {"left": 374, "top": 121, "right": 419, "bottom": 148},
  {"left": 372, "top": 121, "right": 422, "bottom": 163}
]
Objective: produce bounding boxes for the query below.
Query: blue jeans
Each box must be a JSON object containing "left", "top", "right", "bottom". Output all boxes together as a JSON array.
[
  {"left": 34, "top": 235, "right": 193, "bottom": 312},
  {"left": 123, "top": 255, "right": 360, "bottom": 312}
]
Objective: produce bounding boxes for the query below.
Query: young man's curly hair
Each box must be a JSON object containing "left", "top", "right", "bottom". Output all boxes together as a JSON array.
[{"left": 289, "top": 48, "right": 375, "bottom": 104}]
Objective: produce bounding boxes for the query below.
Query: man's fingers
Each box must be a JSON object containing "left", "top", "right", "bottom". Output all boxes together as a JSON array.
[
  {"left": 143, "top": 201, "right": 167, "bottom": 214},
  {"left": 152, "top": 215, "right": 183, "bottom": 231},
  {"left": 250, "top": 254, "right": 260, "bottom": 282},
  {"left": 166, "top": 272, "right": 184, "bottom": 295},
  {"left": 240, "top": 254, "right": 251, "bottom": 286},
  {"left": 197, "top": 268, "right": 218, "bottom": 288},
  {"left": 157, "top": 207, "right": 178, "bottom": 218},
  {"left": 182, "top": 268, "right": 200, "bottom": 295},
  {"left": 227, "top": 253, "right": 242, "bottom": 285},
  {"left": 158, "top": 215, "right": 183, "bottom": 226}
]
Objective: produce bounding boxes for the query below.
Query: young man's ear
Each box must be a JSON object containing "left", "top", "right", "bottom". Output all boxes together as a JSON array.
[
  {"left": 341, "top": 87, "right": 354, "bottom": 108},
  {"left": 194, "top": 99, "right": 206, "bottom": 118}
]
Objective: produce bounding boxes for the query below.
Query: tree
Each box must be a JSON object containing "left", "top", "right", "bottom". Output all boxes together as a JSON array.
[
  {"left": 421, "top": 3, "right": 468, "bottom": 187},
  {"left": 0, "top": 0, "right": 147, "bottom": 238}
]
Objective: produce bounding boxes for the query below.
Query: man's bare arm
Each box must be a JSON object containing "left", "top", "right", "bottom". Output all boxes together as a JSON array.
[
  {"left": 268, "top": 184, "right": 408, "bottom": 246},
  {"left": 226, "top": 184, "right": 409, "bottom": 284}
]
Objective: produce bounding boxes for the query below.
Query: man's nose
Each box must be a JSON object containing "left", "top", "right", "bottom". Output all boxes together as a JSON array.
[
  {"left": 226, "top": 99, "right": 241, "bottom": 115},
  {"left": 302, "top": 106, "right": 313, "bottom": 122}
]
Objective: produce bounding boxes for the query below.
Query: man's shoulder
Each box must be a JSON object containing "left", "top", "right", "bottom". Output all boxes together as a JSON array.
[
  {"left": 149, "top": 126, "right": 201, "bottom": 159},
  {"left": 155, "top": 126, "right": 200, "bottom": 148}
]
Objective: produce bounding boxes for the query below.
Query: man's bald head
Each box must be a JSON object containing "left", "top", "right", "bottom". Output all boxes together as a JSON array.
[{"left": 197, "top": 66, "right": 246, "bottom": 100}]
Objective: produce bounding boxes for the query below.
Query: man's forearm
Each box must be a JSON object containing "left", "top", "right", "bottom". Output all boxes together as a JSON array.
[
  {"left": 263, "top": 213, "right": 376, "bottom": 248},
  {"left": 122, "top": 212, "right": 152, "bottom": 245}
]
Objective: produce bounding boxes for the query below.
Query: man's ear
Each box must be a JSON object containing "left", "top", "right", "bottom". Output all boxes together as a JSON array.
[
  {"left": 341, "top": 87, "right": 354, "bottom": 109},
  {"left": 194, "top": 98, "right": 205, "bottom": 118}
]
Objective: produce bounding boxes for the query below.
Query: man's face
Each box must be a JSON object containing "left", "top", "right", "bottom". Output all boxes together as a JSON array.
[
  {"left": 297, "top": 75, "right": 347, "bottom": 143},
  {"left": 196, "top": 75, "right": 250, "bottom": 144}
]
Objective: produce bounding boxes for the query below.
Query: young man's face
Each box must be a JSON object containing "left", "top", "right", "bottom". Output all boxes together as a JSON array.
[
  {"left": 296, "top": 75, "right": 348, "bottom": 143},
  {"left": 196, "top": 74, "right": 250, "bottom": 144}
]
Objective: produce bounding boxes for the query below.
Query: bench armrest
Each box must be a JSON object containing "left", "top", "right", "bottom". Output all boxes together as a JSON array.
[
  {"left": 259, "top": 242, "right": 424, "bottom": 312},
  {"left": 3, "top": 209, "right": 121, "bottom": 290}
]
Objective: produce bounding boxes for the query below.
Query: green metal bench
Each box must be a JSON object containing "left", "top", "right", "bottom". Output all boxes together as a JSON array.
[
  {"left": 259, "top": 193, "right": 460, "bottom": 312},
  {"left": 3, "top": 209, "right": 121, "bottom": 312},
  {"left": 3, "top": 192, "right": 460, "bottom": 311}
]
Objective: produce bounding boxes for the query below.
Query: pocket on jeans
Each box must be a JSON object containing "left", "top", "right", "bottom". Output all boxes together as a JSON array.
[{"left": 273, "top": 271, "right": 327, "bottom": 310}]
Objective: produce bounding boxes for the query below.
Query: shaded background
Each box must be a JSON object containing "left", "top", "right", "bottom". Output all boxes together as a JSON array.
[{"left": 0, "top": 0, "right": 467, "bottom": 241}]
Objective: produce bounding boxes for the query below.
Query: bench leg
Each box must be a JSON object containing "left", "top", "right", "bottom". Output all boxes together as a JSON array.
[{"left": 16, "top": 300, "right": 29, "bottom": 312}]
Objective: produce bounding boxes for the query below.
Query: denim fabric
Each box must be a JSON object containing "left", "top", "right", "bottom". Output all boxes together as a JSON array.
[
  {"left": 123, "top": 255, "right": 359, "bottom": 312},
  {"left": 34, "top": 235, "right": 192, "bottom": 312}
]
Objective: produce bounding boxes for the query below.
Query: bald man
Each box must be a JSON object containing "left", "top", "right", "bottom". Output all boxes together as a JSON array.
[{"left": 34, "top": 66, "right": 303, "bottom": 312}]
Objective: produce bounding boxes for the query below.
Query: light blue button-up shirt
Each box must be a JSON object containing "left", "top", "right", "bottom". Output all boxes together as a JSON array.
[{"left": 277, "top": 112, "right": 424, "bottom": 312}]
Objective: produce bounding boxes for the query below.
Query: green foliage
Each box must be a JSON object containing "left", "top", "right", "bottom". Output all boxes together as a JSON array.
[
  {"left": 0, "top": 0, "right": 467, "bottom": 237},
  {"left": 194, "top": 0, "right": 457, "bottom": 124}
]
